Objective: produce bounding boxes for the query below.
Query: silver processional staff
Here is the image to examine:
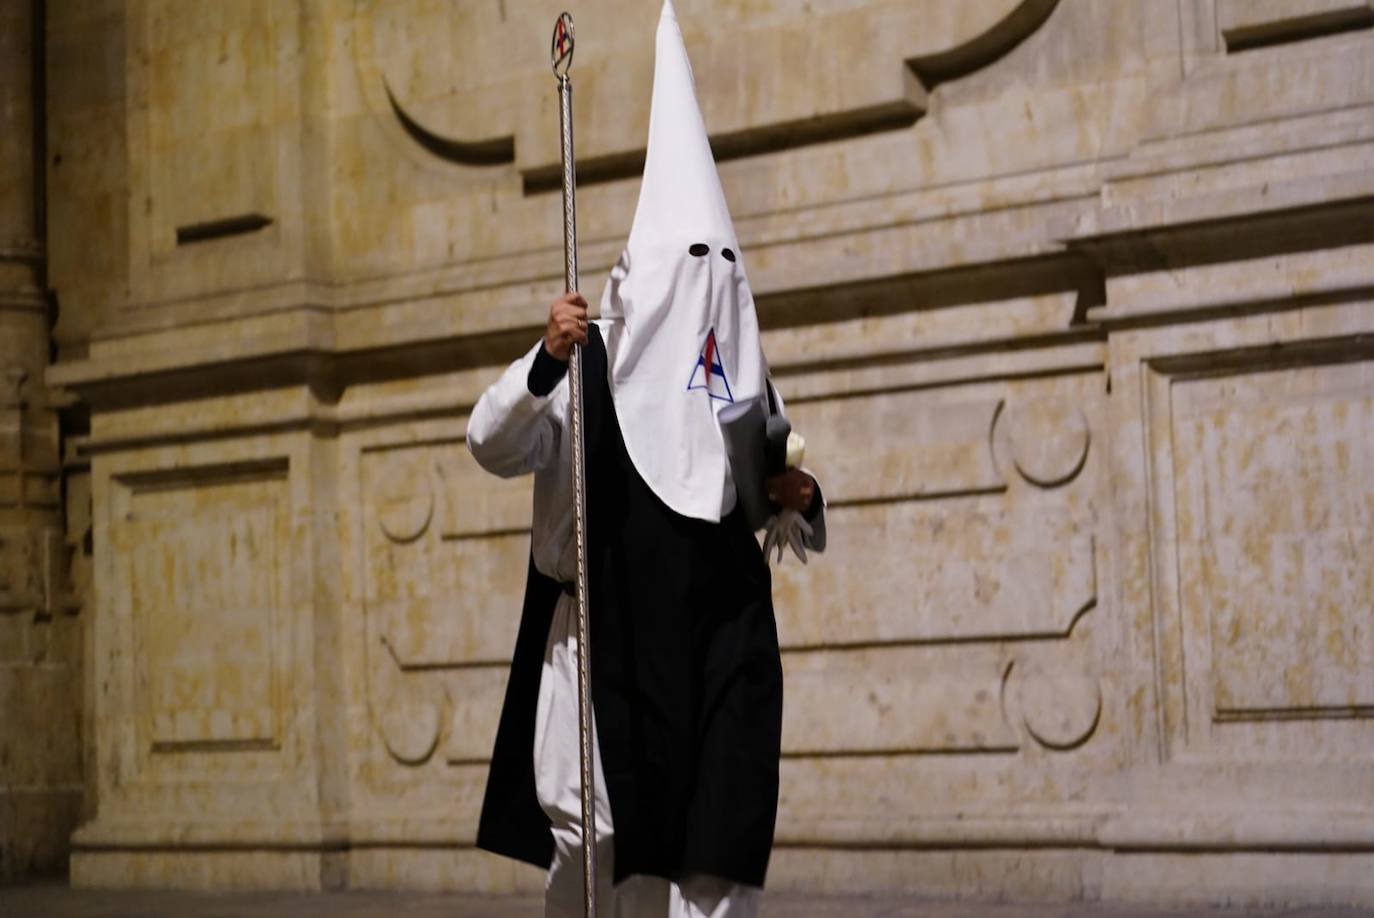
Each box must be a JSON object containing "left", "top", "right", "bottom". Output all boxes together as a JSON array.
[{"left": 551, "top": 11, "right": 598, "bottom": 918}]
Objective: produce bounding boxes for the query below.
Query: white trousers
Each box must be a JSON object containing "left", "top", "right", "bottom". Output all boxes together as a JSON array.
[{"left": 535, "top": 592, "right": 760, "bottom": 918}]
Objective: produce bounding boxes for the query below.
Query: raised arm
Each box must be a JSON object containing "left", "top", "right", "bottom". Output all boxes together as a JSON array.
[
  {"left": 466, "top": 344, "right": 565, "bottom": 478},
  {"left": 466, "top": 292, "right": 589, "bottom": 478}
]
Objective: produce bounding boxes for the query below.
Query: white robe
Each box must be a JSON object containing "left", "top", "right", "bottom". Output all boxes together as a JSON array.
[{"left": 467, "top": 336, "right": 761, "bottom": 918}]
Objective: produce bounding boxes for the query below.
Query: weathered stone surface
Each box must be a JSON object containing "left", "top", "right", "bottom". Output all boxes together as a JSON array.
[
  {"left": 1, "top": 0, "right": 83, "bottom": 883},
  {"left": 8, "top": 0, "right": 1372, "bottom": 905}
]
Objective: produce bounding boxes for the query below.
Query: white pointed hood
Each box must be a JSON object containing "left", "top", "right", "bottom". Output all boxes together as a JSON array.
[{"left": 598, "top": 0, "right": 767, "bottom": 522}]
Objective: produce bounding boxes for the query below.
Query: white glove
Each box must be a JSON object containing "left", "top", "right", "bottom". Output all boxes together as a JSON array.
[
  {"left": 785, "top": 431, "right": 806, "bottom": 469},
  {"left": 762, "top": 509, "right": 813, "bottom": 566}
]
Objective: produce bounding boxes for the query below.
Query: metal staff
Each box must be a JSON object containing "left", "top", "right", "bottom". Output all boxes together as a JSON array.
[{"left": 551, "top": 12, "right": 597, "bottom": 917}]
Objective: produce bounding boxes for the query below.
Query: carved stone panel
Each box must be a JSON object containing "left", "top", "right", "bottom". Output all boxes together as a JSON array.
[
  {"left": 1144, "top": 350, "right": 1374, "bottom": 764},
  {"left": 111, "top": 462, "right": 290, "bottom": 754},
  {"left": 1162, "top": 0, "right": 1374, "bottom": 136},
  {"left": 787, "top": 396, "right": 1006, "bottom": 504},
  {"left": 1171, "top": 361, "right": 1374, "bottom": 720},
  {"left": 358, "top": 436, "right": 533, "bottom": 781},
  {"left": 361, "top": 440, "right": 532, "bottom": 670},
  {"left": 357, "top": 0, "right": 1061, "bottom": 182},
  {"left": 127, "top": 0, "right": 303, "bottom": 300},
  {"left": 438, "top": 448, "right": 533, "bottom": 542},
  {"left": 442, "top": 667, "right": 510, "bottom": 765},
  {"left": 775, "top": 502, "right": 1095, "bottom": 648},
  {"left": 782, "top": 647, "right": 1017, "bottom": 755}
]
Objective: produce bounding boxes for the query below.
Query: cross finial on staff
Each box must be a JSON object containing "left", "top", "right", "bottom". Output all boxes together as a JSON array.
[{"left": 552, "top": 12, "right": 575, "bottom": 79}]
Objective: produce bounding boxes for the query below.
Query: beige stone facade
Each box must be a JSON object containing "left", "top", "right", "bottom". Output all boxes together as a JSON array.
[
  {"left": 3, "top": 0, "right": 1371, "bottom": 905},
  {"left": 0, "top": 0, "right": 84, "bottom": 882}
]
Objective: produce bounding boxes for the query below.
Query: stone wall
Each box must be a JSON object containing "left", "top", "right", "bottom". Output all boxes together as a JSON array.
[
  {"left": 30, "top": 0, "right": 1374, "bottom": 904},
  {"left": 0, "top": 0, "right": 84, "bottom": 883}
]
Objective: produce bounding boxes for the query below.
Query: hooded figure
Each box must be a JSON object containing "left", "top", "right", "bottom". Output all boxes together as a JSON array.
[{"left": 467, "top": 3, "right": 825, "bottom": 915}]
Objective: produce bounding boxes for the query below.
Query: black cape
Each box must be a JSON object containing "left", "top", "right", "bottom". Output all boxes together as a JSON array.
[{"left": 476, "top": 326, "right": 783, "bottom": 887}]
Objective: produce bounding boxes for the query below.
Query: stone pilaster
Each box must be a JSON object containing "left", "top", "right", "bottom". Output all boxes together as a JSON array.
[{"left": 0, "top": 0, "right": 82, "bottom": 882}]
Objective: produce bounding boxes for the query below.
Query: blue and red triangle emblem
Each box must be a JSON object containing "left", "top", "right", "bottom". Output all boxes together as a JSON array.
[{"left": 686, "top": 328, "right": 734, "bottom": 402}]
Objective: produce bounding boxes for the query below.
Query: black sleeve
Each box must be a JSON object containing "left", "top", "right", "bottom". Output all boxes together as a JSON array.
[{"left": 527, "top": 344, "right": 569, "bottom": 397}]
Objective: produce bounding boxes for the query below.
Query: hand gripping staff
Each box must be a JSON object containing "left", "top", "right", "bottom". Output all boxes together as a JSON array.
[{"left": 551, "top": 12, "right": 598, "bottom": 917}]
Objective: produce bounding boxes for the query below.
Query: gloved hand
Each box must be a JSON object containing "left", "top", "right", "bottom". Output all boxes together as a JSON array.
[{"left": 762, "top": 509, "right": 813, "bottom": 566}]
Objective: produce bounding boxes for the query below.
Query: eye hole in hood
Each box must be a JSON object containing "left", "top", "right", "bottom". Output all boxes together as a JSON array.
[
  {"left": 689, "top": 243, "right": 710, "bottom": 257},
  {"left": 721, "top": 248, "right": 736, "bottom": 263}
]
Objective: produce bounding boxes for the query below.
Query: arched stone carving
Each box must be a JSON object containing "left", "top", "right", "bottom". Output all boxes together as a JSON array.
[
  {"left": 1014, "top": 660, "right": 1101, "bottom": 751},
  {"left": 374, "top": 459, "right": 434, "bottom": 545},
  {"left": 999, "top": 398, "right": 1090, "bottom": 488},
  {"left": 379, "top": 696, "right": 443, "bottom": 767}
]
